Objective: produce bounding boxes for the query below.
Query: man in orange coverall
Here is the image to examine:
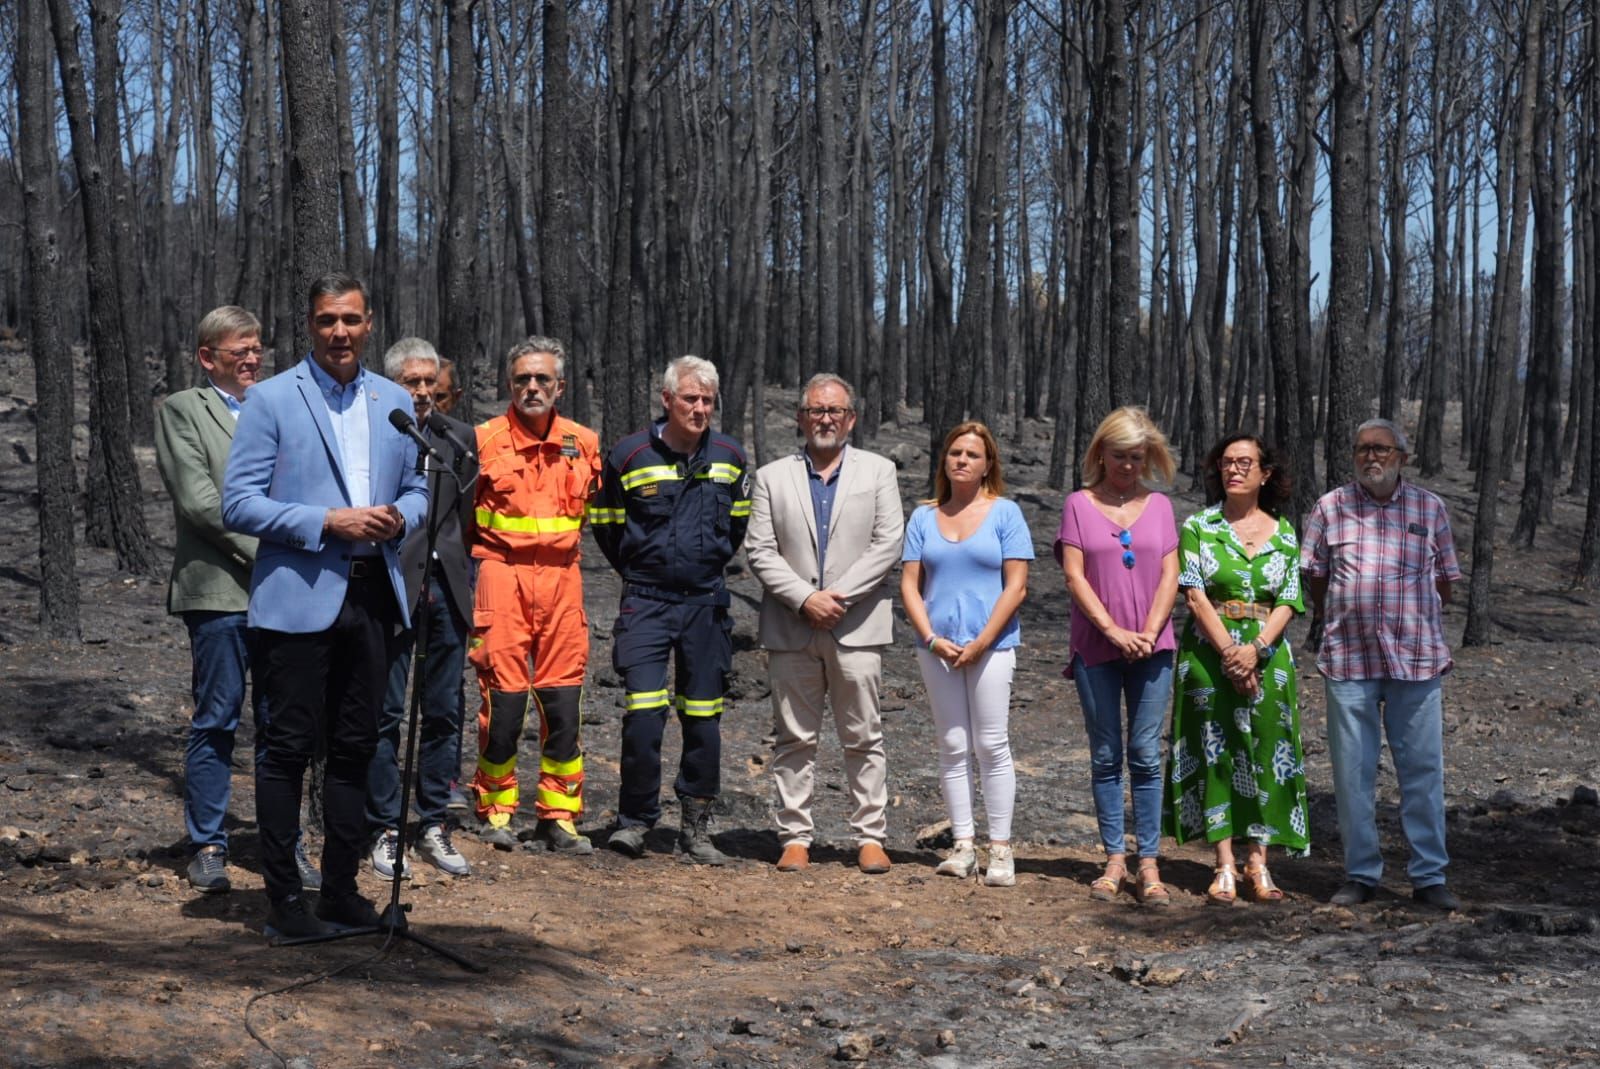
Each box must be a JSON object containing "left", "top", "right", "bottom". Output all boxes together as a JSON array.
[{"left": 468, "top": 336, "right": 601, "bottom": 853}]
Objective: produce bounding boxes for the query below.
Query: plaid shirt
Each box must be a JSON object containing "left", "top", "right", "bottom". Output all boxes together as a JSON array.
[{"left": 1300, "top": 478, "right": 1463, "bottom": 681}]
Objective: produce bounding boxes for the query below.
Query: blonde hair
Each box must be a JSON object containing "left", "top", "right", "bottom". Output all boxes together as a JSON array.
[
  {"left": 196, "top": 306, "right": 261, "bottom": 351},
  {"left": 1081, "top": 406, "right": 1176, "bottom": 487},
  {"left": 929, "top": 421, "right": 1006, "bottom": 504}
]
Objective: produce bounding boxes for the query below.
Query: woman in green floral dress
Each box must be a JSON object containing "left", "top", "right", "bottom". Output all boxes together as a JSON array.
[{"left": 1165, "top": 433, "right": 1307, "bottom": 904}]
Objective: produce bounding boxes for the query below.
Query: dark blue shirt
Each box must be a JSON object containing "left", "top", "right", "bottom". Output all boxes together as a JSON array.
[{"left": 805, "top": 445, "right": 846, "bottom": 579}]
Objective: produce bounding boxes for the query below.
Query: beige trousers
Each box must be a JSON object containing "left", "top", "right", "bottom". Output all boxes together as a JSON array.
[{"left": 769, "top": 631, "right": 889, "bottom": 846}]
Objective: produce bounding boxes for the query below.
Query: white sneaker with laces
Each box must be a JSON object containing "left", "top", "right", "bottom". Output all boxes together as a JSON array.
[
  {"left": 936, "top": 840, "right": 977, "bottom": 878},
  {"left": 369, "top": 829, "right": 412, "bottom": 879},
  {"left": 416, "top": 823, "right": 472, "bottom": 877},
  {"left": 984, "top": 843, "right": 1016, "bottom": 887}
]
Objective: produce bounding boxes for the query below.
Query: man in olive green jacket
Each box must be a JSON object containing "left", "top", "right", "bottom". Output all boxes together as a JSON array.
[{"left": 155, "top": 306, "right": 278, "bottom": 894}]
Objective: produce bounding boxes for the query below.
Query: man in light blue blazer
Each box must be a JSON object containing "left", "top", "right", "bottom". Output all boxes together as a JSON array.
[{"left": 223, "top": 272, "right": 429, "bottom": 939}]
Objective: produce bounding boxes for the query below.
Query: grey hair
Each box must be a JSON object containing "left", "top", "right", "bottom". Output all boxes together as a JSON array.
[
  {"left": 383, "top": 337, "right": 441, "bottom": 380},
  {"left": 1356, "top": 418, "right": 1411, "bottom": 454},
  {"left": 800, "top": 372, "right": 856, "bottom": 411},
  {"left": 506, "top": 335, "right": 567, "bottom": 380},
  {"left": 663, "top": 355, "right": 720, "bottom": 397},
  {"left": 196, "top": 306, "right": 262, "bottom": 351}
]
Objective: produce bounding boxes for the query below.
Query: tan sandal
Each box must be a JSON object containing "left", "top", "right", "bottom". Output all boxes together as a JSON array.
[
  {"left": 1134, "top": 861, "right": 1172, "bottom": 908},
  {"left": 1089, "top": 859, "right": 1127, "bottom": 901},
  {"left": 1242, "top": 860, "right": 1284, "bottom": 903},
  {"left": 1207, "top": 863, "right": 1238, "bottom": 905}
]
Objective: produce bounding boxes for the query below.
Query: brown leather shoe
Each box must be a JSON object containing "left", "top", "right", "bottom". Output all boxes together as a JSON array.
[
  {"left": 857, "top": 841, "right": 891, "bottom": 874},
  {"left": 776, "top": 842, "right": 810, "bottom": 871}
]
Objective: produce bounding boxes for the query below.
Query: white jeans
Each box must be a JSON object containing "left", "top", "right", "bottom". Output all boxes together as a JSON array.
[{"left": 915, "top": 647, "right": 1016, "bottom": 842}]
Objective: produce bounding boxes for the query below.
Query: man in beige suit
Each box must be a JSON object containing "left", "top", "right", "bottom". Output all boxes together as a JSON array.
[{"left": 745, "top": 373, "right": 905, "bottom": 874}]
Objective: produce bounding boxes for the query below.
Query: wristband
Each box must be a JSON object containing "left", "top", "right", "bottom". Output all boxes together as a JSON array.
[
  {"left": 924, "top": 633, "right": 939, "bottom": 651},
  {"left": 1252, "top": 638, "right": 1273, "bottom": 661}
]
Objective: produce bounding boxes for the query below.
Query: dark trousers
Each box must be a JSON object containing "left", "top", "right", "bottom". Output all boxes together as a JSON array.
[
  {"left": 612, "top": 595, "right": 731, "bottom": 827},
  {"left": 255, "top": 573, "right": 400, "bottom": 902},
  {"left": 367, "top": 574, "right": 468, "bottom": 833}
]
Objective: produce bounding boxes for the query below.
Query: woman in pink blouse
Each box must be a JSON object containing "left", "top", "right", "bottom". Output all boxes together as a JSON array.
[{"left": 1055, "top": 408, "right": 1179, "bottom": 906}]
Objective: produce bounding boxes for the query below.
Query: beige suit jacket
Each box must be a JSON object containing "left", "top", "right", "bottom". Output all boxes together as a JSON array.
[{"left": 745, "top": 446, "right": 905, "bottom": 650}]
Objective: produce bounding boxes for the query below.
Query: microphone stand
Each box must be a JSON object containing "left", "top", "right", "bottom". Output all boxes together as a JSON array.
[{"left": 273, "top": 441, "right": 486, "bottom": 973}]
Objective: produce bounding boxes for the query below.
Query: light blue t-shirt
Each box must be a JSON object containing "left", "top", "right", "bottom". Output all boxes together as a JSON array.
[{"left": 902, "top": 497, "right": 1036, "bottom": 649}]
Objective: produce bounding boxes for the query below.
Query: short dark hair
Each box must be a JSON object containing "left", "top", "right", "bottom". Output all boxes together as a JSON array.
[
  {"left": 306, "top": 271, "right": 369, "bottom": 316},
  {"left": 1201, "top": 433, "right": 1293, "bottom": 517}
]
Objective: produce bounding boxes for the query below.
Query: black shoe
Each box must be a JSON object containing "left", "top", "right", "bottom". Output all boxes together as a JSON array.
[
  {"left": 607, "top": 824, "right": 647, "bottom": 858},
  {"left": 316, "top": 892, "right": 381, "bottom": 929},
  {"left": 267, "top": 894, "right": 328, "bottom": 939},
  {"left": 1411, "top": 884, "right": 1460, "bottom": 912},
  {"left": 1329, "top": 880, "right": 1377, "bottom": 906},
  {"left": 187, "top": 845, "right": 231, "bottom": 893}
]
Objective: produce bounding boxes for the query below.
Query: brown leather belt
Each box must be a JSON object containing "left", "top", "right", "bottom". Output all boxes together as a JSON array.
[{"left": 1212, "top": 599, "right": 1270, "bottom": 621}]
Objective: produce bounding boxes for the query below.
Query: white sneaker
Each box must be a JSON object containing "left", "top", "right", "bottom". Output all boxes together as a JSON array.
[
  {"left": 416, "top": 823, "right": 472, "bottom": 877},
  {"left": 369, "top": 829, "right": 412, "bottom": 879},
  {"left": 984, "top": 843, "right": 1015, "bottom": 887},
  {"left": 935, "top": 841, "right": 977, "bottom": 878}
]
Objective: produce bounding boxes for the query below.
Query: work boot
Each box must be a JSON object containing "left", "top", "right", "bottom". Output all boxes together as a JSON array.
[
  {"left": 479, "top": 812, "right": 519, "bottom": 851},
  {"left": 678, "top": 796, "right": 728, "bottom": 866},
  {"left": 535, "top": 817, "right": 594, "bottom": 855},
  {"left": 607, "top": 824, "right": 647, "bottom": 859}
]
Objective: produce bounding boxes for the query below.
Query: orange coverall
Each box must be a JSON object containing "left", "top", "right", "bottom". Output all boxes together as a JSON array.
[{"left": 468, "top": 409, "right": 600, "bottom": 827}]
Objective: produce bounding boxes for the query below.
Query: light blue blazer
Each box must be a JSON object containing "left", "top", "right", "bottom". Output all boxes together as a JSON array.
[{"left": 222, "top": 359, "right": 430, "bottom": 634}]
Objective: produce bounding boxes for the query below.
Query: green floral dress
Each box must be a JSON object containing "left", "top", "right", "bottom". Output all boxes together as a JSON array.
[{"left": 1163, "top": 506, "right": 1309, "bottom": 855}]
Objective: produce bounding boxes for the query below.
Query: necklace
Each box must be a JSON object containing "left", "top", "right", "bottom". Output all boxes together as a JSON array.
[{"left": 1228, "top": 510, "right": 1269, "bottom": 548}]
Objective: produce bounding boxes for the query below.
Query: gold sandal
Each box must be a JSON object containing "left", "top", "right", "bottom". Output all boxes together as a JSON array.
[
  {"left": 1134, "top": 862, "right": 1172, "bottom": 908},
  {"left": 1242, "top": 860, "right": 1284, "bottom": 903},
  {"left": 1207, "top": 863, "right": 1238, "bottom": 905},
  {"left": 1089, "top": 859, "right": 1127, "bottom": 901}
]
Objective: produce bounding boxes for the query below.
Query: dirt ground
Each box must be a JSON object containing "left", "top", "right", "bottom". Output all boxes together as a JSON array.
[{"left": 4, "top": 347, "right": 1600, "bottom": 1068}]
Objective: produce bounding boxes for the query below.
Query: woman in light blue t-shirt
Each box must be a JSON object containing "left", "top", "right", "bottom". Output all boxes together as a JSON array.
[{"left": 901, "top": 422, "right": 1034, "bottom": 887}]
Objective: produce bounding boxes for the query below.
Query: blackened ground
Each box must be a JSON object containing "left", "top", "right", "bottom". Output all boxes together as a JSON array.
[{"left": 3, "top": 345, "right": 1599, "bottom": 1068}]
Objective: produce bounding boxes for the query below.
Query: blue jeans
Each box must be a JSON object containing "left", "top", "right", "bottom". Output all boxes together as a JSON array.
[
  {"left": 1323, "top": 675, "right": 1448, "bottom": 888},
  {"left": 183, "top": 611, "right": 265, "bottom": 853},
  {"left": 366, "top": 575, "right": 468, "bottom": 833},
  {"left": 1073, "top": 652, "right": 1172, "bottom": 859}
]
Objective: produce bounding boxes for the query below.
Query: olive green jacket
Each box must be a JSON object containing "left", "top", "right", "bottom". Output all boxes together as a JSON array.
[{"left": 155, "top": 385, "right": 257, "bottom": 615}]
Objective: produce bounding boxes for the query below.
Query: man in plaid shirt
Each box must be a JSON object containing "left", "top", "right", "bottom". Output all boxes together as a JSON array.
[{"left": 1301, "top": 418, "right": 1464, "bottom": 912}]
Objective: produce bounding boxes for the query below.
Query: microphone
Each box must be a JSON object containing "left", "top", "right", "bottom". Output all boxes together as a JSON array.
[
  {"left": 388, "top": 408, "right": 447, "bottom": 465},
  {"left": 425, "top": 410, "right": 474, "bottom": 458}
]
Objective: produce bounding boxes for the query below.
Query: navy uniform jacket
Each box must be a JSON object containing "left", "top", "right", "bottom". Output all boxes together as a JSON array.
[{"left": 590, "top": 419, "right": 751, "bottom": 598}]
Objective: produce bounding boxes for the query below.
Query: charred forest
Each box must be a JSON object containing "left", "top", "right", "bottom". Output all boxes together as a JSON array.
[{"left": 4, "top": 0, "right": 1600, "bottom": 646}]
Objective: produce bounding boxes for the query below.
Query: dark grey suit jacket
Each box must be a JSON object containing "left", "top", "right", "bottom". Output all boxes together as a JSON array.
[{"left": 402, "top": 412, "right": 479, "bottom": 625}]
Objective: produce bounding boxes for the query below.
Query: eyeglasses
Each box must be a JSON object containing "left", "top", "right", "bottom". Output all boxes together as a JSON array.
[
  {"left": 512, "top": 373, "right": 559, "bottom": 390},
  {"left": 1118, "top": 529, "right": 1135, "bottom": 569},
  {"left": 211, "top": 345, "right": 264, "bottom": 359},
  {"left": 801, "top": 405, "right": 852, "bottom": 419},
  {"left": 1355, "top": 444, "right": 1398, "bottom": 459},
  {"left": 1217, "top": 457, "right": 1256, "bottom": 472}
]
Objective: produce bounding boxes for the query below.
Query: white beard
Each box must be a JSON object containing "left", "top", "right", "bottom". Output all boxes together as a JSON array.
[{"left": 1358, "top": 468, "right": 1399, "bottom": 498}]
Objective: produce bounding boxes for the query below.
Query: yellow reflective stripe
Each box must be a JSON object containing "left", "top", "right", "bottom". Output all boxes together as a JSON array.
[
  {"left": 475, "top": 507, "right": 583, "bottom": 534},
  {"left": 626, "top": 689, "right": 671, "bottom": 711},
  {"left": 536, "top": 788, "right": 583, "bottom": 813},
  {"left": 620, "top": 465, "right": 682, "bottom": 491},
  {"left": 729, "top": 500, "right": 752, "bottom": 518},
  {"left": 587, "top": 506, "right": 625, "bottom": 525},
  {"left": 694, "top": 463, "right": 742, "bottom": 484},
  {"left": 478, "top": 785, "right": 518, "bottom": 807},
  {"left": 477, "top": 754, "right": 517, "bottom": 780},
  {"left": 540, "top": 753, "right": 584, "bottom": 778},
  {"left": 676, "top": 696, "right": 724, "bottom": 717}
]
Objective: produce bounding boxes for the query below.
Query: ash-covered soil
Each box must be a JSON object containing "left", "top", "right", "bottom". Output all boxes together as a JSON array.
[{"left": 3, "top": 345, "right": 1600, "bottom": 1068}]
